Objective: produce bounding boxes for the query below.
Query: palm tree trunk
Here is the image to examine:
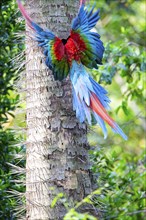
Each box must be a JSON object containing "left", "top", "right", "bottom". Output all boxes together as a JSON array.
[{"left": 26, "top": 0, "right": 92, "bottom": 219}]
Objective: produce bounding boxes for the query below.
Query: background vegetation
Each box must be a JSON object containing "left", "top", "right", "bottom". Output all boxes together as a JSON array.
[
  {"left": 0, "top": 0, "right": 25, "bottom": 219},
  {"left": 0, "top": 0, "right": 145, "bottom": 219}
]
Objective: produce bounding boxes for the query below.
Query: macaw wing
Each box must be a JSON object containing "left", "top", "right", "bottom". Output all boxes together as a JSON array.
[
  {"left": 17, "top": 0, "right": 69, "bottom": 81},
  {"left": 38, "top": 34, "right": 69, "bottom": 81},
  {"left": 71, "top": 3, "right": 104, "bottom": 69}
]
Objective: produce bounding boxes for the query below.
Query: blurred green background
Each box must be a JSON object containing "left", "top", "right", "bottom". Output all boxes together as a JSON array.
[{"left": 0, "top": 0, "right": 145, "bottom": 219}]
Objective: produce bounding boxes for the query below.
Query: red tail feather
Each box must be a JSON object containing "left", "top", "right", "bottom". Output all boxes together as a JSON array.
[
  {"left": 90, "top": 92, "right": 115, "bottom": 128},
  {"left": 80, "top": 0, "right": 88, "bottom": 7},
  {"left": 17, "top": 0, "right": 33, "bottom": 29}
]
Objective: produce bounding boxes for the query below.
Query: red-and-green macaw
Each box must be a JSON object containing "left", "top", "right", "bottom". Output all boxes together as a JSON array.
[{"left": 17, "top": 0, "right": 127, "bottom": 140}]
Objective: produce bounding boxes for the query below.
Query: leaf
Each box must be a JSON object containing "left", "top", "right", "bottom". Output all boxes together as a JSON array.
[{"left": 51, "top": 193, "right": 64, "bottom": 208}]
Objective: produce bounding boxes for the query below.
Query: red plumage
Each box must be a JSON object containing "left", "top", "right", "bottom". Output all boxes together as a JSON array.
[
  {"left": 66, "top": 32, "right": 86, "bottom": 63},
  {"left": 70, "top": 31, "right": 87, "bottom": 53},
  {"left": 90, "top": 92, "right": 115, "bottom": 128},
  {"left": 53, "top": 31, "right": 86, "bottom": 64},
  {"left": 54, "top": 38, "right": 65, "bottom": 61}
]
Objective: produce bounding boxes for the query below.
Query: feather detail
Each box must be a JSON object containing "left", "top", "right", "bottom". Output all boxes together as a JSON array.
[
  {"left": 71, "top": 3, "right": 104, "bottom": 69},
  {"left": 80, "top": 0, "right": 87, "bottom": 7},
  {"left": 17, "top": 0, "right": 33, "bottom": 29},
  {"left": 17, "top": 0, "right": 70, "bottom": 80},
  {"left": 70, "top": 61, "right": 127, "bottom": 140},
  {"left": 17, "top": 0, "right": 127, "bottom": 140}
]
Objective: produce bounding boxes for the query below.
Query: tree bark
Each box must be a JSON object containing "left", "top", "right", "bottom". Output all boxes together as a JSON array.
[{"left": 26, "top": 0, "right": 92, "bottom": 219}]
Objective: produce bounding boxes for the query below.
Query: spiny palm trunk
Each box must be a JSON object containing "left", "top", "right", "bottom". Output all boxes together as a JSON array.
[{"left": 26, "top": 0, "right": 92, "bottom": 219}]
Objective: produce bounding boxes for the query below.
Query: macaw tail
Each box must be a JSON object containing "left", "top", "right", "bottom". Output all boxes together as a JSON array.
[
  {"left": 80, "top": 0, "right": 89, "bottom": 7},
  {"left": 70, "top": 61, "right": 127, "bottom": 140},
  {"left": 17, "top": 0, "right": 33, "bottom": 28},
  {"left": 17, "top": 0, "right": 44, "bottom": 33},
  {"left": 80, "top": 0, "right": 86, "bottom": 6}
]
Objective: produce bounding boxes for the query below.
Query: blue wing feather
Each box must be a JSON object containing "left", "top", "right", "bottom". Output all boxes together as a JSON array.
[
  {"left": 71, "top": 4, "right": 104, "bottom": 68},
  {"left": 17, "top": 0, "right": 59, "bottom": 78}
]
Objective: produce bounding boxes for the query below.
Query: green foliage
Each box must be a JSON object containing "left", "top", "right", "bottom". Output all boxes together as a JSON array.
[
  {"left": 0, "top": 0, "right": 24, "bottom": 126},
  {"left": 0, "top": 130, "right": 25, "bottom": 219},
  {"left": 0, "top": 0, "right": 25, "bottom": 219},
  {"left": 89, "top": 146, "right": 145, "bottom": 220},
  {"left": 64, "top": 209, "right": 97, "bottom": 220},
  {"left": 95, "top": 41, "right": 145, "bottom": 119},
  {"left": 96, "top": 0, "right": 145, "bottom": 46},
  {"left": 51, "top": 193, "right": 64, "bottom": 208}
]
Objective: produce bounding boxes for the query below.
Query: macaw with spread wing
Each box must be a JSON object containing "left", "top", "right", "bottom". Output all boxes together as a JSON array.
[{"left": 17, "top": 0, "right": 127, "bottom": 140}]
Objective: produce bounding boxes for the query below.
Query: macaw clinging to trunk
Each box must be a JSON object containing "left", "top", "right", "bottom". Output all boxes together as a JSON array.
[{"left": 17, "top": 0, "right": 127, "bottom": 140}]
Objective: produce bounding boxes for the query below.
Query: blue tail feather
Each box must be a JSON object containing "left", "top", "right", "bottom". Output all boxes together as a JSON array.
[
  {"left": 93, "top": 112, "right": 107, "bottom": 139},
  {"left": 70, "top": 61, "right": 127, "bottom": 140}
]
